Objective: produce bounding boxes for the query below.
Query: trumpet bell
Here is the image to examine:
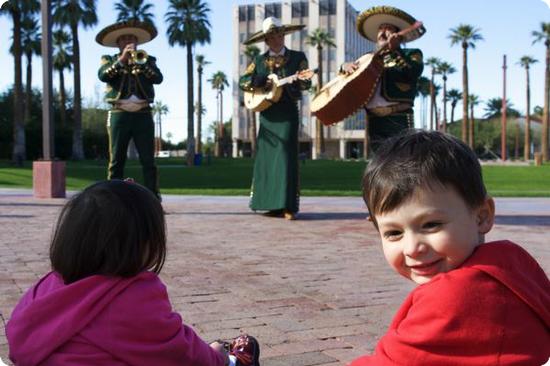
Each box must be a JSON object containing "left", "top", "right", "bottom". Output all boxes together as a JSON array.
[{"left": 130, "top": 49, "right": 148, "bottom": 65}]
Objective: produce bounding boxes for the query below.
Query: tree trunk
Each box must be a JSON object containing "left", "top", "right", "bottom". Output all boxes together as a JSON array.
[
  {"left": 196, "top": 67, "right": 203, "bottom": 154},
  {"left": 24, "top": 51, "right": 32, "bottom": 126},
  {"left": 59, "top": 69, "right": 67, "bottom": 128},
  {"left": 470, "top": 103, "right": 475, "bottom": 151},
  {"left": 542, "top": 41, "right": 550, "bottom": 161},
  {"left": 71, "top": 23, "right": 84, "bottom": 160},
  {"left": 524, "top": 66, "right": 531, "bottom": 161},
  {"left": 430, "top": 72, "right": 435, "bottom": 131},
  {"left": 159, "top": 114, "right": 163, "bottom": 151},
  {"left": 186, "top": 43, "right": 195, "bottom": 166},
  {"left": 462, "top": 46, "right": 470, "bottom": 145},
  {"left": 442, "top": 76, "right": 447, "bottom": 132},
  {"left": 315, "top": 45, "right": 324, "bottom": 158},
  {"left": 450, "top": 104, "right": 456, "bottom": 128},
  {"left": 219, "top": 91, "right": 224, "bottom": 157},
  {"left": 12, "top": 10, "right": 26, "bottom": 165},
  {"left": 214, "top": 93, "right": 219, "bottom": 157}
]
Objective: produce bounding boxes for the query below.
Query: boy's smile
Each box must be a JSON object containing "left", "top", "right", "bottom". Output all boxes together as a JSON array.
[{"left": 375, "top": 185, "right": 495, "bottom": 285}]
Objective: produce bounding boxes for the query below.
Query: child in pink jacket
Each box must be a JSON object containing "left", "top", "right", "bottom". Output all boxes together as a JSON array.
[{"left": 7, "top": 180, "right": 230, "bottom": 366}]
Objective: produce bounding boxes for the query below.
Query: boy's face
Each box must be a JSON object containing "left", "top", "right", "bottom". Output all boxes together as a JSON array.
[{"left": 374, "top": 185, "right": 495, "bottom": 285}]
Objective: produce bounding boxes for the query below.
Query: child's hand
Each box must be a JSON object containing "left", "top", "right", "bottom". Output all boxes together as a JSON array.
[{"left": 210, "top": 341, "right": 230, "bottom": 366}]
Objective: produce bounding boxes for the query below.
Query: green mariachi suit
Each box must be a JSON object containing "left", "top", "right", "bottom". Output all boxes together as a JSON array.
[
  {"left": 239, "top": 49, "right": 311, "bottom": 213},
  {"left": 368, "top": 48, "right": 423, "bottom": 151},
  {"left": 98, "top": 53, "right": 163, "bottom": 195}
]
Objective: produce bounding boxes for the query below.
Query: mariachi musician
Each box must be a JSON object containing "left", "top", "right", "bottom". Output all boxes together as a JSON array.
[
  {"left": 239, "top": 17, "right": 311, "bottom": 221},
  {"left": 96, "top": 20, "right": 163, "bottom": 199},
  {"left": 342, "top": 6, "right": 425, "bottom": 152}
]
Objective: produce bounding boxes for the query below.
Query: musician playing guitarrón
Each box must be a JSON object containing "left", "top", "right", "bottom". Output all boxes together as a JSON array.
[
  {"left": 342, "top": 6, "right": 425, "bottom": 152},
  {"left": 239, "top": 17, "right": 311, "bottom": 221},
  {"left": 96, "top": 20, "right": 163, "bottom": 199}
]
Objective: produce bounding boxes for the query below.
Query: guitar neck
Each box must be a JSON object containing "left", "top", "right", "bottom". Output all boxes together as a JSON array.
[{"left": 275, "top": 68, "right": 316, "bottom": 86}]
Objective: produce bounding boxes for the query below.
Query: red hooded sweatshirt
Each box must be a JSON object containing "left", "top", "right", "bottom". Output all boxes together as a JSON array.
[
  {"left": 351, "top": 241, "right": 550, "bottom": 366},
  {"left": 6, "top": 271, "right": 224, "bottom": 366}
]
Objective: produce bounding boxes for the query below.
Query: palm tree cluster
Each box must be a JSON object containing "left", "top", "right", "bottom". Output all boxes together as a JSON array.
[
  {"left": 423, "top": 22, "right": 549, "bottom": 161},
  {"left": 1, "top": 0, "right": 215, "bottom": 166}
]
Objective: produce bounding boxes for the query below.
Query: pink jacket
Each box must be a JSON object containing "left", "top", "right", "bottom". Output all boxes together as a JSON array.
[
  {"left": 7, "top": 271, "right": 224, "bottom": 366},
  {"left": 350, "top": 241, "right": 550, "bottom": 365}
]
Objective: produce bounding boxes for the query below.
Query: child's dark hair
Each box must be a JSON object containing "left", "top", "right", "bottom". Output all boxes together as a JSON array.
[
  {"left": 363, "top": 130, "right": 487, "bottom": 227},
  {"left": 50, "top": 180, "right": 166, "bottom": 284}
]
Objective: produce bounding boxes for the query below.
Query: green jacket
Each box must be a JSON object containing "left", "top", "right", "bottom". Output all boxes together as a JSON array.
[
  {"left": 377, "top": 48, "right": 423, "bottom": 104},
  {"left": 98, "top": 54, "right": 163, "bottom": 104},
  {"left": 239, "top": 49, "right": 311, "bottom": 103}
]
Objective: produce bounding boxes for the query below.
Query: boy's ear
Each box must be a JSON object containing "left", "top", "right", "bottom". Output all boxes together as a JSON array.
[{"left": 477, "top": 196, "right": 495, "bottom": 234}]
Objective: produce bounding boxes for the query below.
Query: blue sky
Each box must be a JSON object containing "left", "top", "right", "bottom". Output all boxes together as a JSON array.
[{"left": 0, "top": 0, "right": 548, "bottom": 143}]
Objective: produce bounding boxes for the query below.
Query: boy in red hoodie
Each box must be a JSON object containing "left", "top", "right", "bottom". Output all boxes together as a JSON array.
[{"left": 352, "top": 130, "right": 550, "bottom": 366}]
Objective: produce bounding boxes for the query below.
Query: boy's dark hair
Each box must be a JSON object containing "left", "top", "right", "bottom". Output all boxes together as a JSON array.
[
  {"left": 50, "top": 180, "right": 166, "bottom": 284},
  {"left": 363, "top": 130, "right": 487, "bottom": 227}
]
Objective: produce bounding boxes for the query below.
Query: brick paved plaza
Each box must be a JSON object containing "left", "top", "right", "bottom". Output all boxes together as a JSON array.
[{"left": 0, "top": 190, "right": 549, "bottom": 365}]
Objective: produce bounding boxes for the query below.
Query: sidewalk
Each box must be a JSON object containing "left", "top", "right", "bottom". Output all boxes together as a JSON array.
[{"left": 1, "top": 190, "right": 549, "bottom": 365}]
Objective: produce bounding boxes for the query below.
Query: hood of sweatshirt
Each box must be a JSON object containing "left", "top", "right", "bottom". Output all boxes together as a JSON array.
[
  {"left": 463, "top": 240, "right": 550, "bottom": 328},
  {"left": 6, "top": 271, "right": 147, "bottom": 365}
]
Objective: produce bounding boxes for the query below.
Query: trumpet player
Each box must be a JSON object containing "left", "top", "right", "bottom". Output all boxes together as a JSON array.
[{"left": 96, "top": 20, "right": 163, "bottom": 200}]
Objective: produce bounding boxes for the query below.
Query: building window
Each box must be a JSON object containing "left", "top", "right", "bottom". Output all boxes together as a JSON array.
[
  {"left": 292, "top": 1, "right": 308, "bottom": 18},
  {"left": 265, "top": 3, "right": 281, "bottom": 19},
  {"left": 319, "top": 0, "right": 336, "bottom": 16},
  {"left": 239, "top": 6, "right": 246, "bottom": 22},
  {"left": 247, "top": 5, "right": 255, "bottom": 20}
]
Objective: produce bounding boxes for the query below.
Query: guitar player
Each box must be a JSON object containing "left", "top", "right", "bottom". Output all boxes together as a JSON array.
[
  {"left": 239, "top": 17, "right": 311, "bottom": 221},
  {"left": 341, "top": 6, "right": 425, "bottom": 153}
]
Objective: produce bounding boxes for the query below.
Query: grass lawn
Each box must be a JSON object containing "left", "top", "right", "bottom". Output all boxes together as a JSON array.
[{"left": 0, "top": 158, "right": 549, "bottom": 197}]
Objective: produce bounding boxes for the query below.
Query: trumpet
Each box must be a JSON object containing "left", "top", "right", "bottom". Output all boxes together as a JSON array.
[{"left": 129, "top": 49, "right": 148, "bottom": 65}]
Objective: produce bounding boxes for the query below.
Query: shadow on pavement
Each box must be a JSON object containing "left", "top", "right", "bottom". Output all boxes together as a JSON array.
[{"left": 495, "top": 215, "right": 550, "bottom": 226}]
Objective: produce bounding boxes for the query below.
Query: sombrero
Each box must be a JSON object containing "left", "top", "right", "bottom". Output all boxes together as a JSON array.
[
  {"left": 356, "top": 6, "right": 426, "bottom": 43},
  {"left": 95, "top": 20, "right": 157, "bottom": 48},
  {"left": 243, "top": 17, "right": 305, "bottom": 45}
]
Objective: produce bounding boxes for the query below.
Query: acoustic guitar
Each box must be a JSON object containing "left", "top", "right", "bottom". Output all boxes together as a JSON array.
[{"left": 244, "top": 69, "right": 316, "bottom": 112}]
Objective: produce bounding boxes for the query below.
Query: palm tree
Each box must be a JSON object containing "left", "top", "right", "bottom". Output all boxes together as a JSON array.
[
  {"left": 518, "top": 56, "right": 538, "bottom": 160},
  {"left": 447, "top": 89, "right": 462, "bottom": 126},
  {"left": 115, "top": 0, "right": 154, "bottom": 25},
  {"left": 1, "top": 0, "right": 40, "bottom": 165},
  {"left": 17, "top": 15, "right": 41, "bottom": 126},
  {"left": 53, "top": 0, "right": 98, "bottom": 160},
  {"left": 435, "top": 61, "right": 456, "bottom": 132},
  {"left": 468, "top": 94, "right": 480, "bottom": 147},
  {"left": 484, "top": 98, "right": 520, "bottom": 119},
  {"left": 425, "top": 57, "right": 441, "bottom": 131},
  {"left": 152, "top": 101, "right": 169, "bottom": 154},
  {"left": 52, "top": 29, "right": 72, "bottom": 128},
  {"left": 416, "top": 76, "right": 430, "bottom": 129},
  {"left": 194, "top": 101, "right": 206, "bottom": 153},
  {"left": 306, "top": 28, "right": 335, "bottom": 158},
  {"left": 532, "top": 22, "right": 550, "bottom": 161},
  {"left": 165, "top": 0, "right": 211, "bottom": 166},
  {"left": 244, "top": 44, "right": 260, "bottom": 157},
  {"left": 195, "top": 54, "right": 210, "bottom": 154},
  {"left": 209, "top": 71, "right": 229, "bottom": 157},
  {"left": 449, "top": 24, "right": 483, "bottom": 146}
]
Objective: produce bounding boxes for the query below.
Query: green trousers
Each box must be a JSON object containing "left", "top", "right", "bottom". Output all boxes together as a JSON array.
[
  {"left": 107, "top": 109, "right": 158, "bottom": 194},
  {"left": 368, "top": 111, "right": 414, "bottom": 152}
]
